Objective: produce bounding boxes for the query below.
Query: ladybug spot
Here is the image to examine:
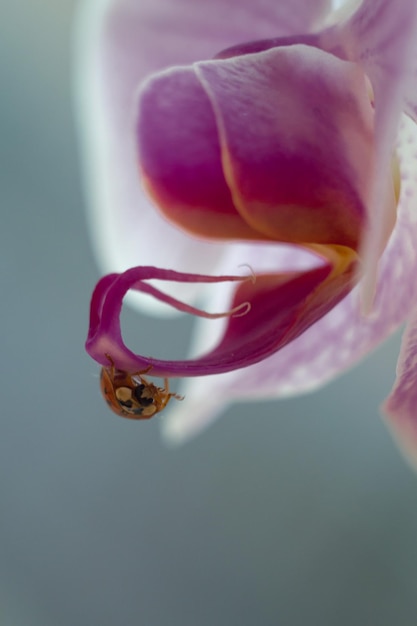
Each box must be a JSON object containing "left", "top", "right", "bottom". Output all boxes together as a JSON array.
[
  {"left": 116, "top": 386, "right": 134, "bottom": 408},
  {"left": 133, "top": 384, "right": 154, "bottom": 407},
  {"left": 139, "top": 396, "right": 154, "bottom": 407},
  {"left": 133, "top": 384, "right": 146, "bottom": 397},
  {"left": 119, "top": 399, "right": 133, "bottom": 409}
]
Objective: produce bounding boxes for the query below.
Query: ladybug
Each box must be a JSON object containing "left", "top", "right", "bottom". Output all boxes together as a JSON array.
[{"left": 100, "top": 355, "right": 183, "bottom": 419}]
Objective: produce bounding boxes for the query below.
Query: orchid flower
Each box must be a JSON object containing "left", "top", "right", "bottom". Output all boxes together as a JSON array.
[{"left": 77, "top": 0, "right": 417, "bottom": 466}]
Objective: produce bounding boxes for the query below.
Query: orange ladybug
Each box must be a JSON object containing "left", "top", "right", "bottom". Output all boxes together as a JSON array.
[{"left": 100, "top": 355, "right": 183, "bottom": 419}]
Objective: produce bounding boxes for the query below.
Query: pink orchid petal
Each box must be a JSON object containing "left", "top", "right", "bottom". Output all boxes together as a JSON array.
[
  {"left": 75, "top": 0, "right": 331, "bottom": 313},
  {"left": 383, "top": 308, "right": 417, "bottom": 470},
  {"left": 224, "top": 120, "right": 417, "bottom": 394},
  {"left": 137, "top": 45, "right": 374, "bottom": 248},
  {"left": 138, "top": 66, "right": 268, "bottom": 241},
  {"left": 196, "top": 45, "right": 373, "bottom": 249},
  {"left": 403, "top": 66, "right": 417, "bottom": 123},
  {"left": 163, "top": 116, "right": 417, "bottom": 442},
  {"left": 215, "top": 33, "right": 321, "bottom": 60},
  {"left": 199, "top": 0, "right": 417, "bottom": 300},
  {"left": 335, "top": 0, "right": 417, "bottom": 305}
]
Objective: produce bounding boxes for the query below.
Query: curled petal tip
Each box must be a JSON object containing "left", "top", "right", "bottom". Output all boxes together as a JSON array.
[{"left": 87, "top": 246, "right": 357, "bottom": 379}]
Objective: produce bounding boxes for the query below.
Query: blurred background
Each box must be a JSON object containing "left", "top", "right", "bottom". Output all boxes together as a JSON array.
[{"left": 1, "top": 1, "right": 417, "bottom": 625}]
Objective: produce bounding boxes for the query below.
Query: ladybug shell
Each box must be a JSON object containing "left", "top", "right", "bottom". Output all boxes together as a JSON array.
[{"left": 99, "top": 367, "right": 157, "bottom": 420}]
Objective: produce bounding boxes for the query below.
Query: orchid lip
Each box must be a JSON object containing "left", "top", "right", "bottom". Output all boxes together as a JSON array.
[
  {"left": 86, "top": 247, "right": 358, "bottom": 379},
  {"left": 86, "top": 266, "right": 255, "bottom": 375}
]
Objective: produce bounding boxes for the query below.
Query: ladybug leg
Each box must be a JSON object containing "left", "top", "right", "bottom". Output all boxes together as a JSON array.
[
  {"left": 104, "top": 353, "right": 114, "bottom": 365},
  {"left": 104, "top": 353, "right": 116, "bottom": 377},
  {"left": 137, "top": 365, "right": 153, "bottom": 376},
  {"left": 134, "top": 366, "right": 154, "bottom": 387},
  {"left": 162, "top": 378, "right": 184, "bottom": 407},
  {"left": 105, "top": 355, "right": 153, "bottom": 379}
]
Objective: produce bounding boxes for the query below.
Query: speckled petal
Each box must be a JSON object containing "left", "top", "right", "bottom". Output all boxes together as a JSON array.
[{"left": 336, "top": 0, "right": 417, "bottom": 305}]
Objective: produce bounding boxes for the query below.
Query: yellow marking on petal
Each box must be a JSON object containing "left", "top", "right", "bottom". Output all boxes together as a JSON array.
[
  {"left": 307, "top": 244, "right": 359, "bottom": 273},
  {"left": 391, "top": 152, "right": 401, "bottom": 205}
]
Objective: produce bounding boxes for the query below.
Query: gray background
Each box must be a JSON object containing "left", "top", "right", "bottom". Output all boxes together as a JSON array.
[{"left": 1, "top": 1, "right": 417, "bottom": 625}]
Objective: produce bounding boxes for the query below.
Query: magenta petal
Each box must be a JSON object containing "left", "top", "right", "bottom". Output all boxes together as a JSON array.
[
  {"left": 86, "top": 253, "right": 357, "bottom": 377},
  {"left": 195, "top": 45, "right": 373, "bottom": 248},
  {"left": 138, "top": 67, "right": 262, "bottom": 240},
  {"left": 86, "top": 267, "right": 251, "bottom": 371},
  {"left": 209, "top": 119, "right": 417, "bottom": 398},
  {"left": 205, "top": 0, "right": 417, "bottom": 291},
  {"left": 137, "top": 45, "right": 374, "bottom": 246}
]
